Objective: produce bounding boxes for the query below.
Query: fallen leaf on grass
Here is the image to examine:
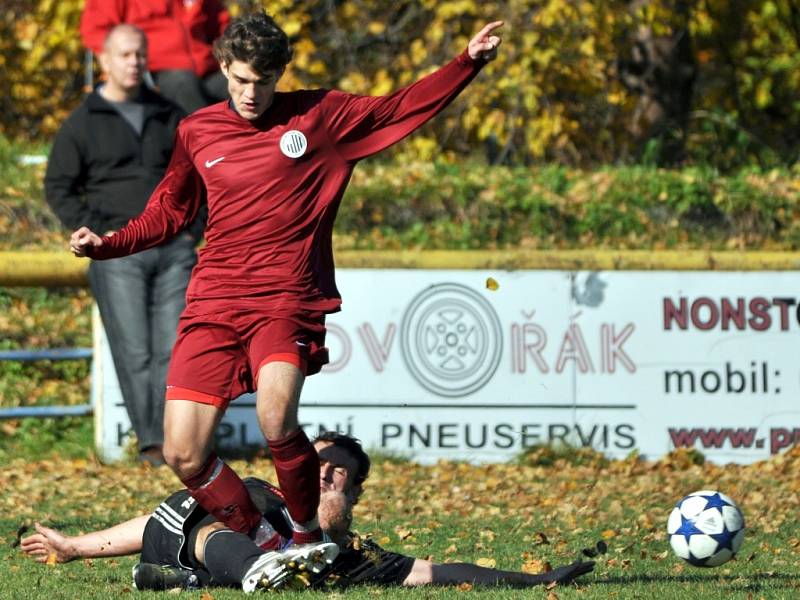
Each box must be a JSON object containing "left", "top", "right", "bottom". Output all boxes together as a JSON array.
[
  {"left": 601, "top": 529, "right": 617, "bottom": 539},
  {"left": 479, "top": 529, "right": 495, "bottom": 542},
  {"left": 457, "top": 582, "right": 473, "bottom": 592},
  {"left": 476, "top": 557, "right": 496, "bottom": 568},
  {"left": 521, "top": 558, "right": 551, "bottom": 574},
  {"left": 46, "top": 553, "right": 57, "bottom": 566}
]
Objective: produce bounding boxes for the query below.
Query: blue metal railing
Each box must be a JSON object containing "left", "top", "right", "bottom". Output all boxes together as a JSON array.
[
  {"left": 0, "top": 348, "right": 92, "bottom": 361},
  {"left": 0, "top": 348, "right": 94, "bottom": 419}
]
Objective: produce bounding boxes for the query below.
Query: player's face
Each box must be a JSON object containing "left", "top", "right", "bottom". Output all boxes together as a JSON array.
[
  {"left": 315, "top": 441, "right": 362, "bottom": 504},
  {"left": 99, "top": 29, "right": 146, "bottom": 94},
  {"left": 222, "top": 60, "right": 282, "bottom": 121}
]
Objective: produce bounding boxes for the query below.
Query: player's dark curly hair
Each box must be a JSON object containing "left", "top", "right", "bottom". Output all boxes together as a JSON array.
[
  {"left": 213, "top": 12, "right": 292, "bottom": 75},
  {"left": 313, "top": 432, "right": 371, "bottom": 485}
]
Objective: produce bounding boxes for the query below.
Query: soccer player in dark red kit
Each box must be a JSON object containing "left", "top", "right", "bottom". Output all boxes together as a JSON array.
[{"left": 69, "top": 11, "right": 503, "bottom": 580}]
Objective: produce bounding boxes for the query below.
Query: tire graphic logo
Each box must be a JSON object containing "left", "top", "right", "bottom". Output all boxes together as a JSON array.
[{"left": 401, "top": 283, "right": 502, "bottom": 397}]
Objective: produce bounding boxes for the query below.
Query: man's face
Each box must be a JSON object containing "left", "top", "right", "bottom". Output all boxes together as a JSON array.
[
  {"left": 99, "top": 29, "right": 146, "bottom": 94},
  {"left": 221, "top": 60, "right": 282, "bottom": 121},
  {"left": 315, "top": 441, "right": 363, "bottom": 505}
]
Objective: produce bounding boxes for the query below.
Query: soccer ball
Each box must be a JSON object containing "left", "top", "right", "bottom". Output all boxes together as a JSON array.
[{"left": 667, "top": 490, "right": 745, "bottom": 567}]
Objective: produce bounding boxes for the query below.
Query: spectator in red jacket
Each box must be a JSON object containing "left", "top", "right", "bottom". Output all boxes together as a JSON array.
[{"left": 80, "top": 0, "right": 230, "bottom": 113}]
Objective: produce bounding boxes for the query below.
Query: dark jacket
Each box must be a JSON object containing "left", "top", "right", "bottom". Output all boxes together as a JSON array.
[{"left": 45, "top": 86, "right": 205, "bottom": 240}]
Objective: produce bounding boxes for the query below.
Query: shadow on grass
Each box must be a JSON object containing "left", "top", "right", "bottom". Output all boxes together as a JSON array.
[{"left": 593, "top": 571, "right": 798, "bottom": 590}]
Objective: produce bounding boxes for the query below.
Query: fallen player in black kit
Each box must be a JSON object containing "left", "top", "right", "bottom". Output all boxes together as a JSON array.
[{"left": 21, "top": 433, "right": 595, "bottom": 592}]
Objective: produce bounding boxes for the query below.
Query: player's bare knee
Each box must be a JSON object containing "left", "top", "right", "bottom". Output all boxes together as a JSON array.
[
  {"left": 256, "top": 394, "right": 298, "bottom": 439},
  {"left": 162, "top": 443, "right": 206, "bottom": 478},
  {"left": 258, "top": 409, "right": 297, "bottom": 440}
]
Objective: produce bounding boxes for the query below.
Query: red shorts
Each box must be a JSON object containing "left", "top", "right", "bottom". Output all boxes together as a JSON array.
[{"left": 165, "top": 305, "right": 328, "bottom": 409}]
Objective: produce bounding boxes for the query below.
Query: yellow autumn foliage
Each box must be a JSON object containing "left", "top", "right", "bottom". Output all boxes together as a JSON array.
[{"left": 0, "top": 0, "right": 798, "bottom": 165}]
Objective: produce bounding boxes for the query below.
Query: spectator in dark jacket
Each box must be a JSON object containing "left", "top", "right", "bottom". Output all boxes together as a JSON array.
[
  {"left": 45, "top": 24, "right": 205, "bottom": 465},
  {"left": 80, "top": 0, "right": 230, "bottom": 114}
]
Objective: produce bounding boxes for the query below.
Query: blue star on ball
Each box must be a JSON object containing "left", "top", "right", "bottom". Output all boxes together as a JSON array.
[
  {"left": 698, "top": 492, "right": 734, "bottom": 511},
  {"left": 675, "top": 514, "right": 703, "bottom": 544},
  {"left": 710, "top": 524, "right": 736, "bottom": 552}
]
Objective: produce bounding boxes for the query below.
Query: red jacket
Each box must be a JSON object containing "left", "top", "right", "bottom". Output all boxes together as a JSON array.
[{"left": 80, "top": 0, "right": 229, "bottom": 77}]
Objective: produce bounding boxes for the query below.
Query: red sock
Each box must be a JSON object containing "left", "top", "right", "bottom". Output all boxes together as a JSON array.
[
  {"left": 180, "top": 453, "right": 262, "bottom": 534},
  {"left": 268, "top": 429, "right": 321, "bottom": 544}
]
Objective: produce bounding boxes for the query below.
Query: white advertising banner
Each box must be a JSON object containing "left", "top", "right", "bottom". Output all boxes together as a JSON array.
[{"left": 95, "top": 269, "right": 800, "bottom": 464}]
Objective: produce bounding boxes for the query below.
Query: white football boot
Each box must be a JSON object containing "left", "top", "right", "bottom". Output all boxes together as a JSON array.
[{"left": 241, "top": 541, "right": 339, "bottom": 593}]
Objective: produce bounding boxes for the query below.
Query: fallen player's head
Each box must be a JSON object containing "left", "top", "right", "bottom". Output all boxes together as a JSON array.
[{"left": 313, "top": 432, "right": 371, "bottom": 505}]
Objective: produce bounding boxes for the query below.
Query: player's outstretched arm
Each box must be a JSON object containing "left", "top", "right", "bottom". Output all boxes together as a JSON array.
[
  {"left": 402, "top": 558, "right": 594, "bottom": 587},
  {"left": 69, "top": 226, "right": 105, "bottom": 257},
  {"left": 467, "top": 21, "right": 503, "bottom": 62},
  {"left": 20, "top": 516, "right": 149, "bottom": 563},
  {"left": 323, "top": 20, "right": 504, "bottom": 162}
]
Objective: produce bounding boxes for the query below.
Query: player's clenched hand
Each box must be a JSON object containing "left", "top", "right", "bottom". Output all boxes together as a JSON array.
[
  {"left": 69, "top": 226, "right": 104, "bottom": 257},
  {"left": 468, "top": 21, "right": 503, "bottom": 62},
  {"left": 19, "top": 522, "right": 77, "bottom": 563}
]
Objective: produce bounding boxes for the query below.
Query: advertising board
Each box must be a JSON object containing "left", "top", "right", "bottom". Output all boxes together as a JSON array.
[{"left": 95, "top": 269, "right": 800, "bottom": 464}]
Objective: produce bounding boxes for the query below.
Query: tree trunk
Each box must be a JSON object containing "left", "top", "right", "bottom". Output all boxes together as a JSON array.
[{"left": 618, "top": 0, "right": 696, "bottom": 165}]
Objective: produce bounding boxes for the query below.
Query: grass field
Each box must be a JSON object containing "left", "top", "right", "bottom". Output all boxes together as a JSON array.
[
  {"left": 2, "top": 135, "right": 799, "bottom": 597},
  {"left": 1, "top": 423, "right": 799, "bottom": 599}
]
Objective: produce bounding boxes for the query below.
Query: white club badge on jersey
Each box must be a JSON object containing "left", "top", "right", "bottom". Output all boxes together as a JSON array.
[{"left": 279, "top": 130, "right": 308, "bottom": 158}]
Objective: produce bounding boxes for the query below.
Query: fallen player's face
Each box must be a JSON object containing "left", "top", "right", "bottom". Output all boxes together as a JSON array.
[
  {"left": 315, "top": 441, "right": 360, "bottom": 500},
  {"left": 222, "top": 60, "right": 282, "bottom": 121}
]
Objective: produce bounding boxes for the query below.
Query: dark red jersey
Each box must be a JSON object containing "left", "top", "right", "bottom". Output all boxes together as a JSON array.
[{"left": 90, "top": 51, "right": 485, "bottom": 314}]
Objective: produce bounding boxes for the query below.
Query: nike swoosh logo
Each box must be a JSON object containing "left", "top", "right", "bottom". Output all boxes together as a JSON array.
[{"left": 204, "top": 156, "right": 225, "bottom": 168}]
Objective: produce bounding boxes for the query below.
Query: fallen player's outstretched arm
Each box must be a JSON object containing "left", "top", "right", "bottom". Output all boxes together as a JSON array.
[
  {"left": 20, "top": 516, "right": 149, "bottom": 563},
  {"left": 403, "top": 558, "right": 595, "bottom": 587}
]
